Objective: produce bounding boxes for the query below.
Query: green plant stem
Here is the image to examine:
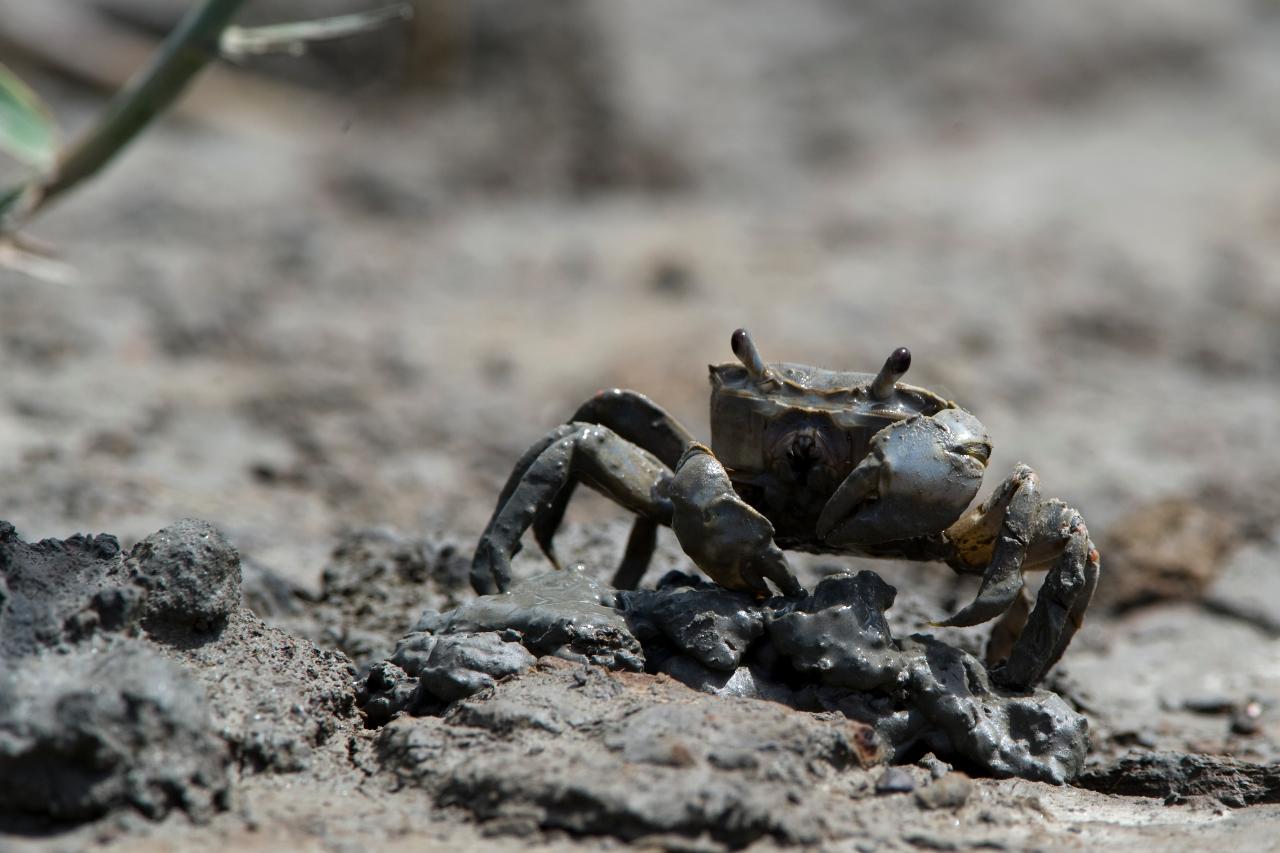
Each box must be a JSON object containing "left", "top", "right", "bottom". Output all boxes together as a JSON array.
[{"left": 33, "top": 0, "right": 248, "bottom": 215}]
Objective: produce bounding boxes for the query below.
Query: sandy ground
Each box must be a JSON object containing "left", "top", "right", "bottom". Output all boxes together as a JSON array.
[{"left": 3, "top": 1, "right": 1280, "bottom": 849}]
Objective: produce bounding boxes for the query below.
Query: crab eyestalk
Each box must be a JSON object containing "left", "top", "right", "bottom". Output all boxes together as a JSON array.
[
  {"left": 731, "top": 328, "right": 772, "bottom": 381},
  {"left": 870, "top": 347, "right": 911, "bottom": 400}
]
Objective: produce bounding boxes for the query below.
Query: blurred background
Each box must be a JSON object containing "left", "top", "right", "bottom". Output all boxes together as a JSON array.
[{"left": 1, "top": 0, "right": 1278, "bottom": 621}]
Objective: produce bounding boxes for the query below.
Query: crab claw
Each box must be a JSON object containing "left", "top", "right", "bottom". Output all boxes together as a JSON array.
[
  {"left": 933, "top": 464, "right": 1038, "bottom": 628},
  {"left": 819, "top": 408, "right": 990, "bottom": 547},
  {"left": 670, "top": 442, "right": 804, "bottom": 598},
  {"left": 932, "top": 567, "right": 1025, "bottom": 628}
]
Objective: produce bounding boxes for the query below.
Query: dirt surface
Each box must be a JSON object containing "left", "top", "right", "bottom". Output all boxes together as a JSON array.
[{"left": 3, "top": 0, "right": 1280, "bottom": 849}]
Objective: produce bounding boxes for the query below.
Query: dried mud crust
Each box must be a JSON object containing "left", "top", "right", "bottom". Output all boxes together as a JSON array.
[
  {"left": 377, "top": 660, "right": 885, "bottom": 848},
  {"left": 0, "top": 640, "right": 231, "bottom": 823},
  {"left": 0, "top": 519, "right": 364, "bottom": 828},
  {"left": 265, "top": 527, "right": 474, "bottom": 671},
  {"left": 1079, "top": 753, "right": 1280, "bottom": 807}
]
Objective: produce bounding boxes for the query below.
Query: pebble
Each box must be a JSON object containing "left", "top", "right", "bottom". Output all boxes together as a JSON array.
[
  {"left": 917, "top": 753, "right": 953, "bottom": 780},
  {"left": 915, "top": 773, "right": 973, "bottom": 811},
  {"left": 1230, "top": 698, "right": 1266, "bottom": 736},
  {"left": 876, "top": 766, "right": 915, "bottom": 794}
]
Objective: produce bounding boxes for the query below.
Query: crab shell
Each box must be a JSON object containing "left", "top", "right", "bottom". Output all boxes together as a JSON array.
[
  {"left": 708, "top": 350, "right": 990, "bottom": 549},
  {"left": 709, "top": 360, "right": 952, "bottom": 479}
]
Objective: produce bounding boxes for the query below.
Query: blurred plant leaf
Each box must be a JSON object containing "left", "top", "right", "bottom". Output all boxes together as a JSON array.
[
  {"left": 220, "top": 4, "right": 412, "bottom": 59},
  {"left": 0, "top": 63, "right": 58, "bottom": 171},
  {"left": 2, "top": 0, "right": 406, "bottom": 244},
  {"left": 28, "top": 0, "right": 249, "bottom": 224}
]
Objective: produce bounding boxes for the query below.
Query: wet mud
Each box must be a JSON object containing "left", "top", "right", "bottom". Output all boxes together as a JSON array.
[{"left": 368, "top": 567, "right": 1087, "bottom": 783}]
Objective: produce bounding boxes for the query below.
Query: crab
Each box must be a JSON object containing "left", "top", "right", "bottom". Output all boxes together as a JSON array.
[{"left": 471, "top": 329, "right": 1100, "bottom": 688}]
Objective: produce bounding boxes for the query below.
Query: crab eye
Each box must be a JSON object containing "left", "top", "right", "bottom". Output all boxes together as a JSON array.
[
  {"left": 957, "top": 441, "right": 991, "bottom": 465},
  {"left": 730, "top": 327, "right": 771, "bottom": 380},
  {"left": 870, "top": 347, "right": 911, "bottom": 400}
]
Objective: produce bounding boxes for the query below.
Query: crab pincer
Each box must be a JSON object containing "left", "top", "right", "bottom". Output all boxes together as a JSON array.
[{"left": 669, "top": 442, "right": 804, "bottom": 599}]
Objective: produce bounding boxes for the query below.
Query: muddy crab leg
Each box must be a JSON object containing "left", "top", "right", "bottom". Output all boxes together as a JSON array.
[
  {"left": 940, "top": 465, "right": 1100, "bottom": 689},
  {"left": 569, "top": 389, "right": 695, "bottom": 467},
  {"left": 470, "top": 423, "right": 675, "bottom": 594},
  {"left": 669, "top": 442, "right": 804, "bottom": 598},
  {"left": 530, "top": 390, "right": 696, "bottom": 587},
  {"left": 1000, "top": 506, "right": 1099, "bottom": 688},
  {"left": 984, "top": 587, "right": 1031, "bottom": 669},
  {"left": 611, "top": 517, "right": 660, "bottom": 590},
  {"left": 937, "top": 465, "right": 1040, "bottom": 628},
  {"left": 472, "top": 423, "right": 581, "bottom": 585}
]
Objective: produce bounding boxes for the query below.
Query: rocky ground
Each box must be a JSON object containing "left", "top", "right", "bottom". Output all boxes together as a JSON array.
[{"left": 2, "top": 1, "right": 1280, "bottom": 849}]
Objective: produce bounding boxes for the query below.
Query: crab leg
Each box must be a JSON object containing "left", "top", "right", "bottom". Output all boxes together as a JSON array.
[
  {"left": 998, "top": 507, "right": 1099, "bottom": 689},
  {"left": 939, "top": 465, "right": 1100, "bottom": 688},
  {"left": 937, "top": 465, "right": 1039, "bottom": 628},
  {"left": 612, "top": 517, "right": 660, "bottom": 591},
  {"left": 531, "top": 390, "right": 696, "bottom": 586},
  {"left": 984, "top": 586, "right": 1031, "bottom": 668},
  {"left": 669, "top": 442, "right": 804, "bottom": 598},
  {"left": 480, "top": 423, "right": 581, "bottom": 542},
  {"left": 568, "top": 389, "right": 695, "bottom": 467},
  {"left": 470, "top": 423, "right": 674, "bottom": 594}
]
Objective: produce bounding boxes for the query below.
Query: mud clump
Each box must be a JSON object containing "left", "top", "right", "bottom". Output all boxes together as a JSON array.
[
  {"left": 766, "top": 571, "right": 900, "bottom": 690},
  {"left": 389, "top": 631, "right": 538, "bottom": 710},
  {"left": 414, "top": 566, "right": 644, "bottom": 670},
  {"left": 364, "top": 567, "right": 1089, "bottom": 790},
  {"left": 0, "top": 520, "right": 232, "bottom": 824},
  {"left": 621, "top": 582, "right": 765, "bottom": 671},
  {"left": 0, "top": 519, "right": 362, "bottom": 826},
  {"left": 361, "top": 566, "right": 639, "bottom": 722},
  {"left": 0, "top": 642, "right": 229, "bottom": 822},
  {"left": 638, "top": 572, "right": 1088, "bottom": 785},
  {"left": 127, "top": 519, "right": 241, "bottom": 632},
  {"left": 0, "top": 521, "right": 137, "bottom": 656}
]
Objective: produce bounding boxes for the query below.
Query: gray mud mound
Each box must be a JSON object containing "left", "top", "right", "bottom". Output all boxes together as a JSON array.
[
  {"left": 127, "top": 519, "right": 242, "bottom": 632},
  {"left": 0, "top": 520, "right": 231, "bottom": 824},
  {"left": 364, "top": 567, "right": 1088, "bottom": 790},
  {"left": 361, "top": 565, "right": 643, "bottom": 723},
  {"left": 0, "top": 521, "right": 137, "bottom": 656},
  {"left": 0, "top": 519, "right": 362, "bottom": 826},
  {"left": 165, "top": 608, "right": 360, "bottom": 775},
  {"left": 760, "top": 573, "right": 1087, "bottom": 783},
  {"left": 0, "top": 641, "right": 230, "bottom": 822},
  {"left": 377, "top": 659, "right": 882, "bottom": 848}
]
